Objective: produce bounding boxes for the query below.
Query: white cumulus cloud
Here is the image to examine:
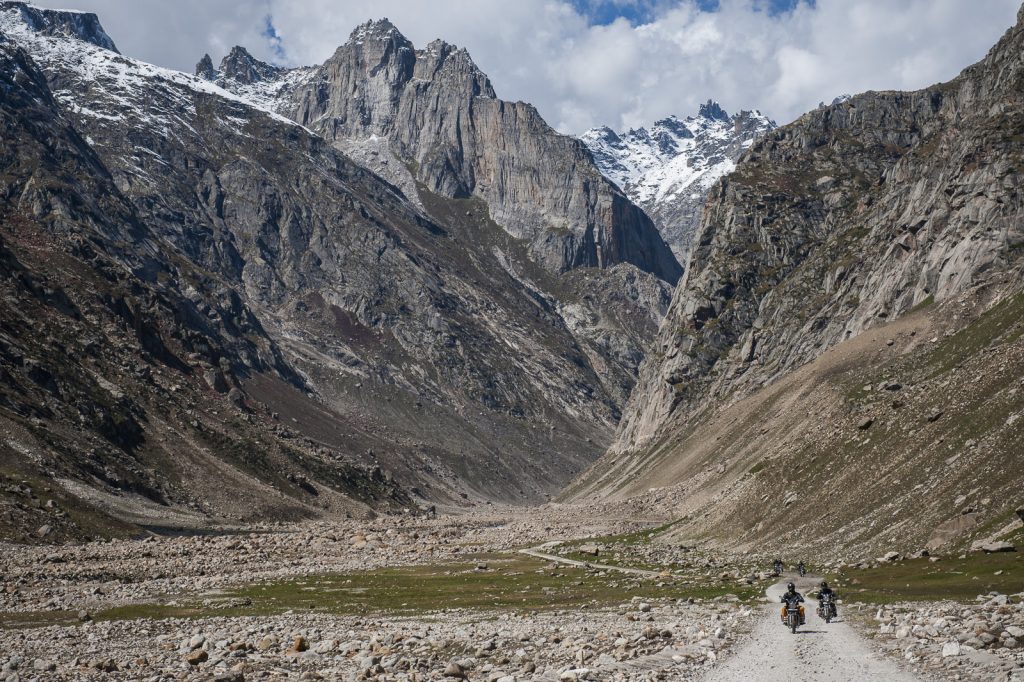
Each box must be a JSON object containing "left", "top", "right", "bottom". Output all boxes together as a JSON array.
[{"left": 30, "top": 0, "right": 1022, "bottom": 132}]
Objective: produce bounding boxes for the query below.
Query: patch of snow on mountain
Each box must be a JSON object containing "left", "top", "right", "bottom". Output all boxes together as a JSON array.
[
  {"left": 214, "top": 67, "right": 318, "bottom": 114},
  {"left": 581, "top": 101, "right": 775, "bottom": 262},
  {"left": 582, "top": 103, "right": 772, "bottom": 206},
  {"left": 0, "top": 2, "right": 306, "bottom": 137}
]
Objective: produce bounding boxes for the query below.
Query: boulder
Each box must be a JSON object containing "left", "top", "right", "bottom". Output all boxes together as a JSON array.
[
  {"left": 185, "top": 650, "right": 208, "bottom": 666},
  {"left": 203, "top": 369, "right": 229, "bottom": 393},
  {"left": 227, "top": 387, "right": 245, "bottom": 407},
  {"left": 980, "top": 541, "right": 1015, "bottom": 553},
  {"left": 941, "top": 641, "right": 961, "bottom": 657},
  {"left": 214, "top": 673, "right": 245, "bottom": 682},
  {"left": 443, "top": 661, "right": 466, "bottom": 679},
  {"left": 926, "top": 512, "right": 979, "bottom": 549}
]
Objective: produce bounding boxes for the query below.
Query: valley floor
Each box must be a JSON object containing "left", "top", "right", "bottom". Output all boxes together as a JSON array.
[{"left": 0, "top": 507, "right": 1021, "bottom": 681}]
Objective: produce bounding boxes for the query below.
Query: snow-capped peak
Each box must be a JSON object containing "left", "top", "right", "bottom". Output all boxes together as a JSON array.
[
  {"left": 349, "top": 18, "right": 409, "bottom": 46},
  {"left": 0, "top": 1, "right": 304, "bottom": 134},
  {"left": 0, "top": 1, "right": 117, "bottom": 52},
  {"left": 697, "top": 99, "right": 729, "bottom": 121},
  {"left": 581, "top": 102, "right": 776, "bottom": 261},
  {"left": 818, "top": 93, "right": 853, "bottom": 108}
]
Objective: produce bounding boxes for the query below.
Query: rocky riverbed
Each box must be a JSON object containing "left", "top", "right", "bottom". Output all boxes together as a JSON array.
[
  {"left": 0, "top": 505, "right": 759, "bottom": 681},
  {"left": 3, "top": 505, "right": 1022, "bottom": 681},
  {"left": 0, "top": 506, "right": 661, "bottom": 618},
  {"left": 0, "top": 597, "right": 752, "bottom": 681}
]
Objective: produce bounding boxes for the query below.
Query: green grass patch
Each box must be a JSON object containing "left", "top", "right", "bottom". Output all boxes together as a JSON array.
[
  {"left": 0, "top": 610, "right": 80, "bottom": 629},
  {"left": 923, "top": 292, "right": 1024, "bottom": 377},
  {"left": 217, "top": 555, "right": 734, "bottom": 615},
  {"left": 1, "top": 553, "right": 758, "bottom": 629},
  {"left": 830, "top": 552, "right": 1024, "bottom": 604},
  {"left": 559, "top": 520, "right": 682, "bottom": 550}
]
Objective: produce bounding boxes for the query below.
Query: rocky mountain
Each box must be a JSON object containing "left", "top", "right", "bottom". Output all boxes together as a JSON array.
[
  {"left": 202, "top": 20, "right": 681, "bottom": 283},
  {"left": 0, "top": 2, "right": 679, "bottom": 540},
  {"left": 581, "top": 102, "right": 775, "bottom": 262},
  {"left": 566, "top": 6, "right": 1024, "bottom": 557}
]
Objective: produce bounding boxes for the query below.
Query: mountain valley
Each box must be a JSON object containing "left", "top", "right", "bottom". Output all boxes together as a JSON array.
[
  {"left": 0, "top": 2, "right": 680, "bottom": 540},
  {"left": 1, "top": 2, "right": 1024, "bottom": 680}
]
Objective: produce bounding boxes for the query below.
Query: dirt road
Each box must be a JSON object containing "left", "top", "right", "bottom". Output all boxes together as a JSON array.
[
  {"left": 519, "top": 542, "right": 666, "bottom": 577},
  {"left": 701, "top": 575, "right": 920, "bottom": 682}
]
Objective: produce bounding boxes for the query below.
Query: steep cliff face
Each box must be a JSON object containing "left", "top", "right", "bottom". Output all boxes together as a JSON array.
[
  {"left": 0, "top": 1, "right": 116, "bottom": 50},
  {"left": 0, "top": 30, "right": 413, "bottom": 540},
  {"left": 581, "top": 102, "right": 775, "bottom": 262},
  {"left": 207, "top": 20, "right": 681, "bottom": 283}
]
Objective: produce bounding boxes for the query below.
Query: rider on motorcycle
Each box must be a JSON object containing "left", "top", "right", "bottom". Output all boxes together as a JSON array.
[
  {"left": 797, "top": 560, "right": 806, "bottom": 576},
  {"left": 773, "top": 558, "right": 783, "bottom": 575},
  {"left": 818, "top": 581, "right": 837, "bottom": 617},
  {"left": 780, "top": 582, "right": 805, "bottom": 624}
]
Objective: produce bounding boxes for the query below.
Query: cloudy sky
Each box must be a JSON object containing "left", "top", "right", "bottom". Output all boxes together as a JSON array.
[{"left": 34, "top": 0, "right": 1021, "bottom": 133}]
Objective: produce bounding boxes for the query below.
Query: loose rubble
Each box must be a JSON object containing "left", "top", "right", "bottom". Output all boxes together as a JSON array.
[
  {"left": 863, "top": 591, "right": 1024, "bottom": 681},
  {"left": 0, "top": 508, "right": 758, "bottom": 681}
]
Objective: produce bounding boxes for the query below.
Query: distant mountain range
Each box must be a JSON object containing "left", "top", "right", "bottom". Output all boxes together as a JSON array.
[{"left": 581, "top": 102, "right": 775, "bottom": 261}]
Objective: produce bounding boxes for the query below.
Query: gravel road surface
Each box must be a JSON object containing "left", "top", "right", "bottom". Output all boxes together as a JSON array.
[{"left": 702, "top": 575, "right": 920, "bottom": 682}]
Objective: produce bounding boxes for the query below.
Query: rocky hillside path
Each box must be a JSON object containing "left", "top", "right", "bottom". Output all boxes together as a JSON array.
[{"left": 701, "top": 574, "right": 921, "bottom": 682}]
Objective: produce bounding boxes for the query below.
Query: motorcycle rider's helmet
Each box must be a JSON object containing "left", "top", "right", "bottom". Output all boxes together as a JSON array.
[
  {"left": 787, "top": 582, "right": 795, "bottom": 591},
  {"left": 821, "top": 581, "right": 828, "bottom": 589}
]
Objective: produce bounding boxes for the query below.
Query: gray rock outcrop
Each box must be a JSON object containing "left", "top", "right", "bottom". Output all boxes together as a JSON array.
[{"left": 209, "top": 19, "right": 681, "bottom": 283}]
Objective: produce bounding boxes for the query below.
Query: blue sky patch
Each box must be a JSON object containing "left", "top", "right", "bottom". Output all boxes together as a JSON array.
[
  {"left": 571, "top": 0, "right": 814, "bottom": 26},
  {"left": 262, "top": 15, "right": 286, "bottom": 62}
]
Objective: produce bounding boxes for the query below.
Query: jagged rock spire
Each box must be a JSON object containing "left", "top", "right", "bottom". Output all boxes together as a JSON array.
[
  {"left": 195, "top": 53, "right": 215, "bottom": 80},
  {"left": 219, "top": 45, "right": 274, "bottom": 84},
  {"left": 697, "top": 100, "right": 729, "bottom": 121}
]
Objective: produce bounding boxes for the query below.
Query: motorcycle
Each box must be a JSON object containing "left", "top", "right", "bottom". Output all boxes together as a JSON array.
[
  {"left": 797, "top": 562, "right": 807, "bottom": 576},
  {"left": 817, "top": 593, "right": 837, "bottom": 623},
  {"left": 784, "top": 603, "right": 802, "bottom": 634},
  {"left": 772, "top": 560, "right": 782, "bottom": 576}
]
